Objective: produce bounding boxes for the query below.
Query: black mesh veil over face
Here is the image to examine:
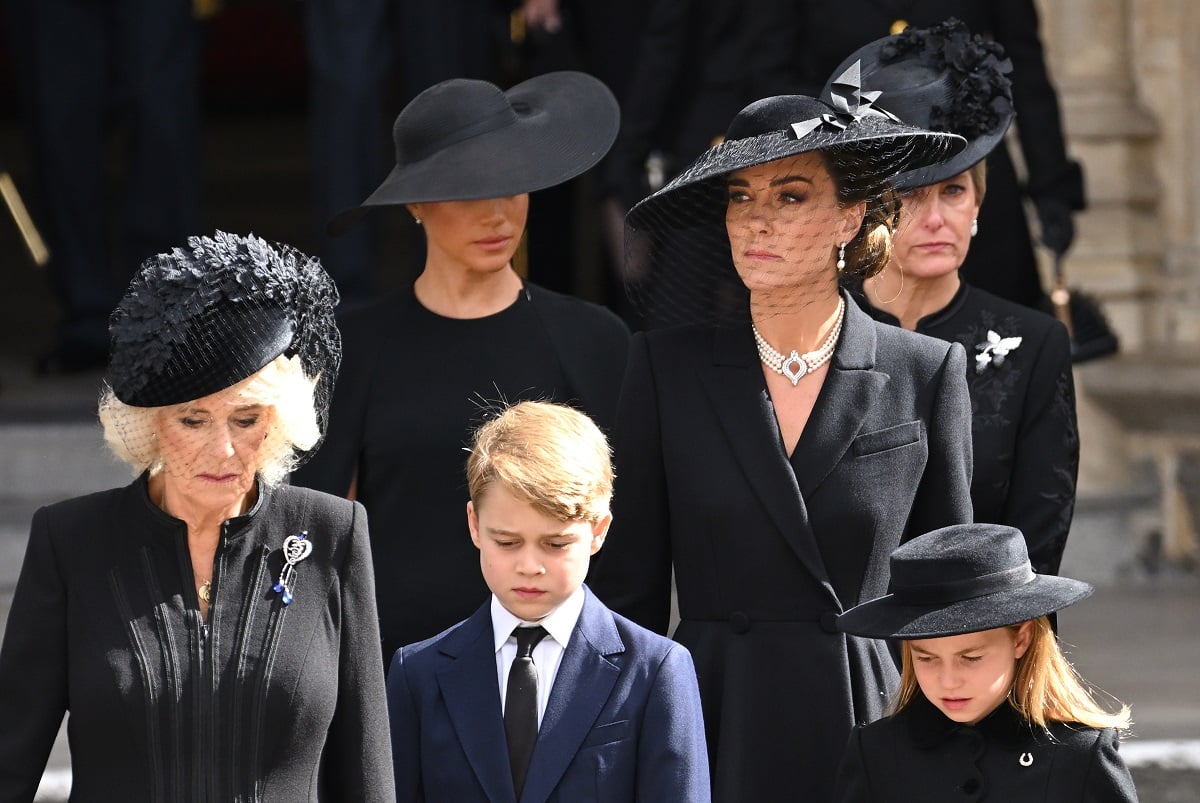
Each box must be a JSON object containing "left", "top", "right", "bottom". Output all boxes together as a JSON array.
[
  {"left": 105, "top": 231, "right": 341, "bottom": 475},
  {"left": 623, "top": 77, "right": 965, "bottom": 329}
]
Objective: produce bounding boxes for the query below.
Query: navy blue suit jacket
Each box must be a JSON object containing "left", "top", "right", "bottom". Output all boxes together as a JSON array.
[{"left": 386, "top": 586, "right": 710, "bottom": 802}]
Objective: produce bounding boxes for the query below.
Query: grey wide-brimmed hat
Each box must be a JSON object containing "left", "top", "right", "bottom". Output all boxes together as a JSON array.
[
  {"left": 329, "top": 70, "right": 620, "bottom": 234},
  {"left": 821, "top": 18, "right": 1015, "bottom": 190},
  {"left": 626, "top": 71, "right": 966, "bottom": 231},
  {"left": 837, "top": 523, "right": 1094, "bottom": 640}
]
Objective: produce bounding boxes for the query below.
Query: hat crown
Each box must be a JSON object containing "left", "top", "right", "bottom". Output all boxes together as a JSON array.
[
  {"left": 393, "top": 79, "right": 518, "bottom": 166},
  {"left": 889, "top": 523, "right": 1031, "bottom": 594},
  {"left": 856, "top": 63, "right": 953, "bottom": 130},
  {"left": 726, "top": 95, "right": 834, "bottom": 140}
]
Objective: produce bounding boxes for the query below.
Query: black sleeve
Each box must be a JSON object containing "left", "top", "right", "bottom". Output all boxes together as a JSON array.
[
  {"left": 0, "top": 508, "right": 69, "bottom": 801},
  {"left": 1082, "top": 729, "right": 1139, "bottom": 803},
  {"left": 991, "top": 0, "right": 1085, "bottom": 209},
  {"left": 324, "top": 502, "right": 397, "bottom": 802},
  {"left": 907, "top": 342, "right": 975, "bottom": 539},
  {"left": 1000, "top": 321, "right": 1078, "bottom": 575},
  {"left": 587, "top": 334, "right": 674, "bottom": 633},
  {"left": 832, "top": 727, "right": 875, "bottom": 803}
]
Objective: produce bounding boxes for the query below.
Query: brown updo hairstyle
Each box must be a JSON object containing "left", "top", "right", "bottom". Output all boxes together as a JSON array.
[{"left": 822, "top": 147, "right": 903, "bottom": 279}]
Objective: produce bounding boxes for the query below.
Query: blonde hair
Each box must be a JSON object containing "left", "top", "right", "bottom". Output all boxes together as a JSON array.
[
  {"left": 98, "top": 354, "right": 321, "bottom": 486},
  {"left": 968, "top": 159, "right": 988, "bottom": 205},
  {"left": 894, "top": 617, "right": 1132, "bottom": 731},
  {"left": 466, "top": 401, "right": 613, "bottom": 523}
]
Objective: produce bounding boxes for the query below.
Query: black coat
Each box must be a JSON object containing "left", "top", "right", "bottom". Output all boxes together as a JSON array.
[
  {"left": 835, "top": 695, "right": 1138, "bottom": 802},
  {"left": 790, "top": 0, "right": 1086, "bottom": 308},
  {"left": 588, "top": 297, "right": 974, "bottom": 802},
  {"left": 852, "top": 282, "right": 1079, "bottom": 574},
  {"left": 0, "top": 476, "right": 395, "bottom": 802}
]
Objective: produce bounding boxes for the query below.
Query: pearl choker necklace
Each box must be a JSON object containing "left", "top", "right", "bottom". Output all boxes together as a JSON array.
[{"left": 752, "top": 298, "right": 846, "bottom": 386}]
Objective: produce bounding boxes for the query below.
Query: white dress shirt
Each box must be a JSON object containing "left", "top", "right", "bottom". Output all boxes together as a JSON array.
[{"left": 491, "top": 587, "right": 585, "bottom": 726}]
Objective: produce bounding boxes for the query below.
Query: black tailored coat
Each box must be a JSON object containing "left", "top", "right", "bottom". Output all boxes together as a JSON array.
[
  {"left": 852, "top": 282, "right": 1079, "bottom": 575},
  {"left": 834, "top": 695, "right": 1138, "bottom": 802},
  {"left": 0, "top": 476, "right": 395, "bottom": 803},
  {"left": 790, "top": 0, "right": 1086, "bottom": 309},
  {"left": 588, "top": 297, "right": 974, "bottom": 802}
]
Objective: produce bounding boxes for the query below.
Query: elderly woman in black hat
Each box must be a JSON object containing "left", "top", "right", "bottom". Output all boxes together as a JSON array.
[
  {"left": 0, "top": 232, "right": 394, "bottom": 801},
  {"left": 291, "top": 71, "right": 630, "bottom": 661},
  {"left": 587, "top": 78, "right": 973, "bottom": 800},
  {"left": 835, "top": 21, "right": 1079, "bottom": 578},
  {"left": 834, "top": 523, "right": 1137, "bottom": 802}
]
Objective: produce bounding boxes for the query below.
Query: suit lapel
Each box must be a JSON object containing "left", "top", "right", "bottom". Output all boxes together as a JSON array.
[
  {"left": 790, "top": 299, "right": 888, "bottom": 498},
  {"left": 436, "top": 604, "right": 517, "bottom": 803},
  {"left": 698, "top": 324, "right": 835, "bottom": 592},
  {"left": 519, "top": 589, "right": 622, "bottom": 803}
]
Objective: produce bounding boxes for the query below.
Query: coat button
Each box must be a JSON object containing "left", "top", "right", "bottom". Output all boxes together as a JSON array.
[
  {"left": 961, "top": 777, "right": 981, "bottom": 795},
  {"left": 820, "top": 611, "right": 840, "bottom": 634},
  {"left": 729, "top": 612, "right": 751, "bottom": 634}
]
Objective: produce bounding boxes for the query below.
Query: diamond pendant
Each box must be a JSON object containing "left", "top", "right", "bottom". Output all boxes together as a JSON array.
[{"left": 781, "top": 351, "right": 807, "bottom": 385}]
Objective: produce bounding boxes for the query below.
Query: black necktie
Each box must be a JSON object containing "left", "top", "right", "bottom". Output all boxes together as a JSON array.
[{"left": 504, "top": 625, "right": 548, "bottom": 799}]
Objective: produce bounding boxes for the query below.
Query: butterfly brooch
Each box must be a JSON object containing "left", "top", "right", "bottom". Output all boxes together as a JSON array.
[{"left": 975, "top": 330, "right": 1022, "bottom": 374}]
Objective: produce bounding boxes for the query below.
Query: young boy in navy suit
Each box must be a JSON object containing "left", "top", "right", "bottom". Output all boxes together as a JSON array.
[{"left": 386, "top": 401, "right": 710, "bottom": 802}]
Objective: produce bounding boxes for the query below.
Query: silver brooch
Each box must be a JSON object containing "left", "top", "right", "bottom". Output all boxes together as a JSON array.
[
  {"left": 975, "top": 330, "right": 1023, "bottom": 374},
  {"left": 1019, "top": 752, "right": 1034, "bottom": 767},
  {"left": 272, "top": 531, "right": 312, "bottom": 605}
]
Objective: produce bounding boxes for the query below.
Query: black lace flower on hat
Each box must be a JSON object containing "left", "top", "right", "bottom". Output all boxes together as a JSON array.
[
  {"left": 108, "top": 231, "right": 341, "bottom": 446},
  {"left": 879, "top": 18, "right": 1013, "bottom": 141}
]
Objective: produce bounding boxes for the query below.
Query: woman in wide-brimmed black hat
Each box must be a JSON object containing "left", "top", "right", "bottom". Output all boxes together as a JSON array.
[
  {"left": 291, "top": 72, "right": 631, "bottom": 661},
  {"left": 836, "top": 20, "right": 1080, "bottom": 581},
  {"left": 834, "top": 523, "right": 1136, "bottom": 802},
  {"left": 0, "top": 232, "right": 395, "bottom": 801},
  {"left": 586, "top": 76, "right": 975, "bottom": 799}
]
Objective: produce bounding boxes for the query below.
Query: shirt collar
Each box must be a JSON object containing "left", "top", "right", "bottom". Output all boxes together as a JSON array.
[{"left": 490, "top": 586, "right": 586, "bottom": 654}]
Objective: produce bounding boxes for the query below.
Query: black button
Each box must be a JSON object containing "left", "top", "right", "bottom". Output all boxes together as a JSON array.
[
  {"left": 820, "top": 611, "right": 840, "bottom": 634},
  {"left": 729, "top": 612, "right": 751, "bottom": 634},
  {"left": 961, "top": 777, "right": 981, "bottom": 795}
]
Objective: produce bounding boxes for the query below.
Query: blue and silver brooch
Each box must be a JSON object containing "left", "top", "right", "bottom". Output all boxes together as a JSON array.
[{"left": 272, "top": 531, "right": 313, "bottom": 605}]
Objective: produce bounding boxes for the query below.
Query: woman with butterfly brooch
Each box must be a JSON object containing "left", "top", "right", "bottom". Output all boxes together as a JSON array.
[
  {"left": 0, "top": 231, "right": 395, "bottom": 801},
  {"left": 839, "top": 20, "right": 1080, "bottom": 577}
]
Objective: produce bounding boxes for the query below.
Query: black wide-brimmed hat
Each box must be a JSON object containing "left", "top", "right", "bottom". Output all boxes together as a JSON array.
[
  {"left": 329, "top": 70, "right": 620, "bottom": 234},
  {"left": 107, "top": 231, "right": 341, "bottom": 447},
  {"left": 627, "top": 70, "right": 966, "bottom": 231},
  {"left": 822, "top": 18, "right": 1014, "bottom": 190},
  {"left": 837, "top": 523, "right": 1094, "bottom": 639}
]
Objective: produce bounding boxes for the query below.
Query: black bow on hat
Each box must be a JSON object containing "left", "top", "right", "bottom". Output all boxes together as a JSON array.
[
  {"left": 837, "top": 523, "right": 1093, "bottom": 639},
  {"left": 329, "top": 70, "right": 620, "bottom": 235}
]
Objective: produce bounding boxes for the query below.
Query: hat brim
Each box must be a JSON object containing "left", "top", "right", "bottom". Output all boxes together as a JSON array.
[
  {"left": 890, "top": 125, "right": 1008, "bottom": 190},
  {"left": 328, "top": 71, "right": 619, "bottom": 236},
  {"left": 627, "top": 115, "right": 964, "bottom": 231},
  {"left": 836, "top": 575, "right": 1095, "bottom": 640}
]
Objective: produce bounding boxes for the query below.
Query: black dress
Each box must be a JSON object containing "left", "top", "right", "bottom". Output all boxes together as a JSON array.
[
  {"left": 850, "top": 282, "right": 1078, "bottom": 574},
  {"left": 291, "top": 283, "right": 630, "bottom": 659},
  {"left": 0, "top": 476, "right": 394, "bottom": 802},
  {"left": 835, "top": 694, "right": 1138, "bottom": 802}
]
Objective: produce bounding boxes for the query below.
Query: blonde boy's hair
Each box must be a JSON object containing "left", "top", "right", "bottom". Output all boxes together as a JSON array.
[
  {"left": 895, "top": 616, "right": 1132, "bottom": 731},
  {"left": 466, "top": 401, "right": 613, "bottom": 523}
]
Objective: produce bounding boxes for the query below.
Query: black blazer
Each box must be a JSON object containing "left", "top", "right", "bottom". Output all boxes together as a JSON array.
[
  {"left": 0, "top": 476, "right": 395, "bottom": 802},
  {"left": 835, "top": 695, "right": 1138, "bottom": 802},
  {"left": 589, "top": 297, "right": 974, "bottom": 801}
]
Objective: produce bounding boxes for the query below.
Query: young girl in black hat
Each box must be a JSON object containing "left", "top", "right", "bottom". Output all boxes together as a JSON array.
[{"left": 835, "top": 523, "right": 1137, "bottom": 802}]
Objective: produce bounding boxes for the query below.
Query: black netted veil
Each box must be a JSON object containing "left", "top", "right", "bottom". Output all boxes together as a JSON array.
[
  {"left": 107, "top": 231, "right": 342, "bottom": 467},
  {"left": 623, "top": 68, "right": 966, "bottom": 329}
]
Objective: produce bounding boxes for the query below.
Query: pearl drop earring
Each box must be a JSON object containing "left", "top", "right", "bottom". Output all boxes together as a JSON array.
[
  {"left": 970, "top": 219, "right": 979, "bottom": 237},
  {"left": 836, "top": 242, "right": 847, "bottom": 271}
]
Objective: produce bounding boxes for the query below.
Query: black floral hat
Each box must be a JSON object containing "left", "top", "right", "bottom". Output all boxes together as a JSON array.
[
  {"left": 837, "top": 523, "right": 1093, "bottom": 640},
  {"left": 822, "top": 18, "right": 1015, "bottom": 190},
  {"left": 107, "top": 231, "right": 341, "bottom": 445}
]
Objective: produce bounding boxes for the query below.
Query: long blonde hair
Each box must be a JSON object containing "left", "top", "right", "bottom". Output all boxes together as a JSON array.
[{"left": 895, "top": 617, "right": 1132, "bottom": 731}]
